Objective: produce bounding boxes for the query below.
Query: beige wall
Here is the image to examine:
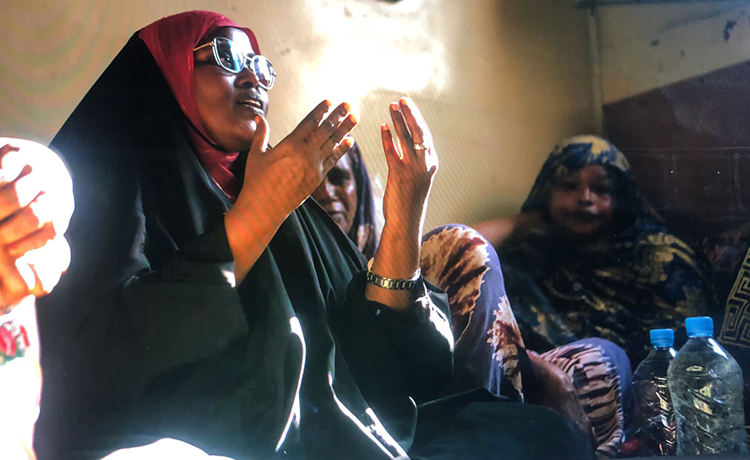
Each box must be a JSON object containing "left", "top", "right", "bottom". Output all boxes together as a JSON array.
[
  {"left": 0, "top": 0, "right": 595, "bottom": 229},
  {"left": 597, "top": 1, "right": 750, "bottom": 105}
]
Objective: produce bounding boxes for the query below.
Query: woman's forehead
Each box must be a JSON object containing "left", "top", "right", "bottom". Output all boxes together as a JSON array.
[
  {"left": 201, "top": 27, "right": 251, "bottom": 47},
  {"left": 564, "top": 165, "right": 610, "bottom": 181}
]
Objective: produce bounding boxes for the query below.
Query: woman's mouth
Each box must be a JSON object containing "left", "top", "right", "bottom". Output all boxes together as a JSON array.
[
  {"left": 237, "top": 98, "right": 265, "bottom": 115},
  {"left": 571, "top": 211, "right": 600, "bottom": 224}
]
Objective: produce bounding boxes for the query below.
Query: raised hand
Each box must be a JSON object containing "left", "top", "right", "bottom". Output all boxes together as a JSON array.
[
  {"left": 380, "top": 98, "right": 438, "bottom": 230},
  {"left": 225, "top": 101, "right": 358, "bottom": 283},
  {"left": 237, "top": 100, "right": 358, "bottom": 215},
  {"left": 366, "top": 97, "right": 439, "bottom": 310},
  {"left": 0, "top": 139, "right": 73, "bottom": 313}
]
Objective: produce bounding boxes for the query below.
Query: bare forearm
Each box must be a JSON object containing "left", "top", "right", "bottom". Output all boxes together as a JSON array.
[
  {"left": 225, "top": 192, "right": 291, "bottom": 284},
  {"left": 365, "top": 208, "right": 424, "bottom": 310},
  {"left": 473, "top": 215, "right": 524, "bottom": 248}
]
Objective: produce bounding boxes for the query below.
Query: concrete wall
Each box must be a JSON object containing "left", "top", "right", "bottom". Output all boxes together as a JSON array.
[
  {"left": 596, "top": 1, "right": 750, "bottom": 105},
  {"left": 0, "top": 0, "right": 596, "bottom": 228}
]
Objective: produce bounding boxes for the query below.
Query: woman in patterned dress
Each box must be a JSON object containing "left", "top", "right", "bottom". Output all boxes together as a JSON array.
[
  {"left": 312, "top": 139, "right": 634, "bottom": 458},
  {"left": 476, "top": 135, "right": 716, "bottom": 366}
]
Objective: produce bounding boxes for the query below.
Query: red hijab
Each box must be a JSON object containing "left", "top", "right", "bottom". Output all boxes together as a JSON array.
[{"left": 139, "top": 11, "right": 261, "bottom": 200}]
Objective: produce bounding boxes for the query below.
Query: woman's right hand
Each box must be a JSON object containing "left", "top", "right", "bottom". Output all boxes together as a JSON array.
[
  {"left": 225, "top": 101, "right": 358, "bottom": 283},
  {"left": 237, "top": 100, "right": 358, "bottom": 215}
]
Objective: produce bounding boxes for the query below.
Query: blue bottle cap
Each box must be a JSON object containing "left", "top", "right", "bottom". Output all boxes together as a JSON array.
[
  {"left": 685, "top": 316, "right": 714, "bottom": 338},
  {"left": 649, "top": 328, "right": 674, "bottom": 347}
]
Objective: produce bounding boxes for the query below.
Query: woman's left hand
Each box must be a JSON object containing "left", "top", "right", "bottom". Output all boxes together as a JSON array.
[
  {"left": 380, "top": 98, "right": 438, "bottom": 230},
  {"left": 366, "top": 98, "right": 438, "bottom": 310}
]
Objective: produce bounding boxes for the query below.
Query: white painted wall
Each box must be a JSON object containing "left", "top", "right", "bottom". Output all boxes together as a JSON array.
[{"left": 0, "top": 0, "right": 596, "bottom": 228}]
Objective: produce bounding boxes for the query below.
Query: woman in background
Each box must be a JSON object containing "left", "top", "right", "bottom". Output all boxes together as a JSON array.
[
  {"left": 475, "top": 135, "right": 715, "bottom": 367},
  {"left": 312, "top": 140, "right": 634, "bottom": 458}
]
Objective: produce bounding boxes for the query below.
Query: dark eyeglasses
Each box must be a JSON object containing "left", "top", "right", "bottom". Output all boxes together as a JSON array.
[{"left": 193, "top": 37, "right": 277, "bottom": 90}]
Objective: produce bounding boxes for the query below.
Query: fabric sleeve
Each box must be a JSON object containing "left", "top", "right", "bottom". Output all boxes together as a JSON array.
[
  {"left": 333, "top": 271, "right": 454, "bottom": 406},
  {"left": 44, "top": 206, "right": 250, "bottom": 407},
  {"left": 120, "top": 219, "right": 248, "bottom": 382}
]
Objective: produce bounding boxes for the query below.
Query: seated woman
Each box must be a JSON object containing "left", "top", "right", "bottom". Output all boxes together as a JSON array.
[
  {"left": 35, "top": 10, "right": 592, "bottom": 460},
  {"left": 475, "top": 135, "right": 716, "bottom": 367},
  {"left": 312, "top": 141, "right": 633, "bottom": 458}
]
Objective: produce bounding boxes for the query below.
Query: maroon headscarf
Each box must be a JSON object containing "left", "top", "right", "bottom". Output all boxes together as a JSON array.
[{"left": 139, "top": 11, "right": 261, "bottom": 200}]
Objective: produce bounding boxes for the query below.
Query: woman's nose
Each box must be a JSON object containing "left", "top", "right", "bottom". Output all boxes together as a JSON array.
[
  {"left": 236, "top": 63, "right": 261, "bottom": 88},
  {"left": 578, "top": 188, "right": 593, "bottom": 205}
]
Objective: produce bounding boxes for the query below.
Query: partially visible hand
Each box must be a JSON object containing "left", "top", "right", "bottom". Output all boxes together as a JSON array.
[
  {"left": 0, "top": 139, "right": 73, "bottom": 313},
  {"left": 380, "top": 97, "right": 438, "bottom": 230},
  {"left": 236, "top": 100, "right": 358, "bottom": 216},
  {"left": 525, "top": 351, "right": 595, "bottom": 445}
]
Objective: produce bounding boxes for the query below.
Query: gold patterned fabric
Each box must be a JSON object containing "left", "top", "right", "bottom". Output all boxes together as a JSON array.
[{"left": 499, "top": 136, "right": 717, "bottom": 366}]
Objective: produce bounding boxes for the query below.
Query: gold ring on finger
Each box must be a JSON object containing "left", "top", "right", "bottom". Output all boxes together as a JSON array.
[{"left": 413, "top": 142, "right": 430, "bottom": 152}]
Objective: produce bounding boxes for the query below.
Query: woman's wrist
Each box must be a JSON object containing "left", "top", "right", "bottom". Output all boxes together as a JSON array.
[
  {"left": 365, "top": 216, "right": 422, "bottom": 310},
  {"left": 225, "top": 186, "right": 294, "bottom": 283}
]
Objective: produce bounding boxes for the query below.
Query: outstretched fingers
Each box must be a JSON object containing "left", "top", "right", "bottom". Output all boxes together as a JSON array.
[
  {"left": 290, "top": 100, "right": 333, "bottom": 141},
  {"left": 388, "top": 103, "right": 414, "bottom": 160},
  {"left": 398, "top": 98, "right": 430, "bottom": 146},
  {"left": 320, "top": 113, "right": 358, "bottom": 156},
  {"left": 380, "top": 124, "right": 401, "bottom": 168},
  {"left": 321, "top": 136, "right": 355, "bottom": 173},
  {"left": 307, "top": 102, "right": 353, "bottom": 148}
]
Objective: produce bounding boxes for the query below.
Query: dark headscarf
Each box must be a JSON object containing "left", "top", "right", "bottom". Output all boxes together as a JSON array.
[
  {"left": 36, "top": 11, "right": 452, "bottom": 460},
  {"left": 344, "top": 142, "right": 380, "bottom": 260},
  {"left": 500, "top": 135, "right": 716, "bottom": 365},
  {"left": 140, "top": 11, "right": 261, "bottom": 199}
]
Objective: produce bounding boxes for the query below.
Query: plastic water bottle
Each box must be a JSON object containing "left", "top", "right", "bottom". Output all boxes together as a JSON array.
[
  {"left": 632, "top": 329, "right": 677, "bottom": 456},
  {"left": 668, "top": 316, "right": 747, "bottom": 455}
]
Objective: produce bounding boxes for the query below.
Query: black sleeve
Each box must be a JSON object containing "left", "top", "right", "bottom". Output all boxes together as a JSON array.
[
  {"left": 120, "top": 220, "right": 248, "bottom": 382},
  {"left": 333, "top": 272, "right": 454, "bottom": 410},
  {"left": 64, "top": 219, "right": 249, "bottom": 404}
]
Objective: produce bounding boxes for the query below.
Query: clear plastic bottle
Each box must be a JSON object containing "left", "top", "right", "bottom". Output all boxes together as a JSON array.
[
  {"left": 633, "top": 328, "right": 677, "bottom": 456},
  {"left": 668, "top": 316, "right": 748, "bottom": 455}
]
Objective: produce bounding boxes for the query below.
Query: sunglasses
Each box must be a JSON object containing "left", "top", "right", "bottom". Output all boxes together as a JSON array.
[{"left": 193, "top": 37, "right": 277, "bottom": 90}]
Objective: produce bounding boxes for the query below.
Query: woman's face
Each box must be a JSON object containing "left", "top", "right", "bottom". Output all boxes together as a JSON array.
[
  {"left": 548, "top": 164, "right": 615, "bottom": 238},
  {"left": 193, "top": 27, "right": 270, "bottom": 152},
  {"left": 311, "top": 154, "right": 358, "bottom": 234}
]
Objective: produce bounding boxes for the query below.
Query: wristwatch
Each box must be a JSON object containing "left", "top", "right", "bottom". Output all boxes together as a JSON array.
[{"left": 366, "top": 259, "right": 421, "bottom": 291}]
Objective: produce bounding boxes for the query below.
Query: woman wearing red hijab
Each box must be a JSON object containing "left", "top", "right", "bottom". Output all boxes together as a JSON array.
[{"left": 35, "top": 11, "right": 592, "bottom": 460}]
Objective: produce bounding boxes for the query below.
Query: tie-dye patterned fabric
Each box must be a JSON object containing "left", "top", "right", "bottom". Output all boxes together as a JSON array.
[
  {"left": 420, "top": 225, "right": 632, "bottom": 458},
  {"left": 421, "top": 225, "right": 526, "bottom": 400},
  {"left": 500, "top": 136, "right": 716, "bottom": 366}
]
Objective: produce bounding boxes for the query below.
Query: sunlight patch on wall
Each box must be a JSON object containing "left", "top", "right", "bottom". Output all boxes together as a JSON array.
[{"left": 299, "top": 0, "right": 451, "bottom": 115}]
